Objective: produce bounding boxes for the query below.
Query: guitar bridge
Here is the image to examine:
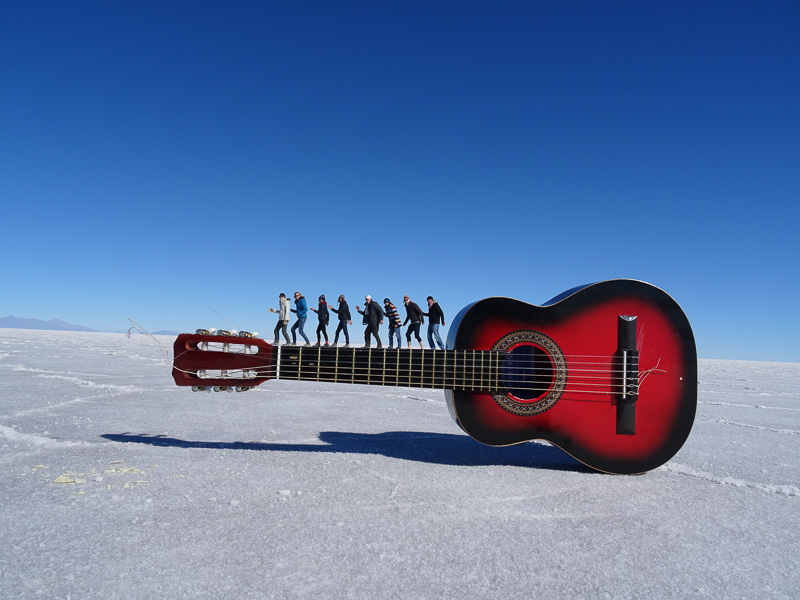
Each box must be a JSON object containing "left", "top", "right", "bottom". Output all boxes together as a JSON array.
[{"left": 616, "top": 315, "right": 639, "bottom": 435}]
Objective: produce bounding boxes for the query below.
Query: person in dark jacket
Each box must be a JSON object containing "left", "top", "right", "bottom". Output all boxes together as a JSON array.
[
  {"left": 356, "top": 295, "right": 384, "bottom": 348},
  {"left": 309, "top": 294, "right": 330, "bottom": 346},
  {"left": 402, "top": 295, "right": 425, "bottom": 349},
  {"left": 422, "top": 296, "right": 445, "bottom": 350},
  {"left": 330, "top": 294, "right": 352, "bottom": 347},
  {"left": 290, "top": 292, "right": 311, "bottom": 346}
]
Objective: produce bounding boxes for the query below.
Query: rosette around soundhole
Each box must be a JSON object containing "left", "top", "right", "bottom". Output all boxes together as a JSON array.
[{"left": 491, "top": 330, "right": 567, "bottom": 416}]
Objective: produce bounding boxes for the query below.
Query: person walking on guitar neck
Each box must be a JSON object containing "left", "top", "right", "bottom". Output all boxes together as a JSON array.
[
  {"left": 423, "top": 296, "right": 445, "bottom": 349},
  {"left": 268, "top": 292, "right": 291, "bottom": 345},
  {"left": 356, "top": 295, "right": 384, "bottom": 348},
  {"left": 383, "top": 298, "right": 403, "bottom": 349},
  {"left": 402, "top": 295, "right": 424, "bottom": 349},
  {"left": 309, "top": 294, "right": 330, "bottom": 346},
  {"left": 290, "top": 292, "right": 311, "bottom": 346},
  {"left": 330, "top": 294, "right": 352, "bottom": 347}
]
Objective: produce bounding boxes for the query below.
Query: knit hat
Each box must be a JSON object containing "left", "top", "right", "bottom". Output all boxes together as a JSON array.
[{"left": 384, "top": 298, "right": 391, "bottom": 304}]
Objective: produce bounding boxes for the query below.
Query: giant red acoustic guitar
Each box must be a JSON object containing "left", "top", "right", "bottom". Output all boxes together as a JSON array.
[{"left": 172, "top": 279, "right": 697, "bottom": 474}]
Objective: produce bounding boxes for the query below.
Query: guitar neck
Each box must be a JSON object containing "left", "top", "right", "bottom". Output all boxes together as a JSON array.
[{"left": 276, "top": 345, "right": 500, "bottom": 392}]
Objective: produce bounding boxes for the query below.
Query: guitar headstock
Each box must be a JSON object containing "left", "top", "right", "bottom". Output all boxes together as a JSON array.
[{"left": 172, "top": 330, "right": 274, "bottom": 392}]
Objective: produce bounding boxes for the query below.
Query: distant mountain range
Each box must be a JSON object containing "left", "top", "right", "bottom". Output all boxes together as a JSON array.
[
  {"left": 0, "top": 316, "right": 179, "bottom": 336},
  {"left": 0, "top": 316, "right": 97, "bottom": 332}
]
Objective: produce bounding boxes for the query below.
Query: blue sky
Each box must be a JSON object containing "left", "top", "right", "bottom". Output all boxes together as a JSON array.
[{"left": 2, "top": 1, "right": 798, "bottom": 361}]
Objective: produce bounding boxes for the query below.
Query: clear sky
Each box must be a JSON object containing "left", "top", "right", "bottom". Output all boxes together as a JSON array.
[{"left": 2, "top": 1, "right": 799, "bottom": 361}]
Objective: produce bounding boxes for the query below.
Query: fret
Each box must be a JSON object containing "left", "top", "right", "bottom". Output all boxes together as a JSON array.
[
  {"left": 456, "top": 351, "right": 460, "bottom": 389},
  {"left": 485, "top": 351, "right": 491, "bottom": 391},
  {"left": 320, "top": 346, "right": 338, "bottom": 383},
  {"left": 280, "top": 347, "right": 298, "bottom": 380},
  {"left": 382, "top": 348, "right": 387, "bottom": 386},
  {"left": 395, "top": 349, "right": 401, "bottom": 387},
  {"left": 411, "top": 349, "right": 423, "bottom": 388},
  {"left": 354, "top": 348, "right": 369, "bottom": 384},
  {"left": 397, "top": 348, "right": 410, "bottom": 387},
  {"left": 490, "top": 352, "right": 500, "bottom": 390},
  {"left": 334, "top": 346, "right": 339, "bottom": 382},
  {"left": 480, "top": 350, "right": 484, "bottom": 391},
  {"left": 422, "top": 349, "right": 434, "bottom": 389},
  {"left": 468, "top": 351, "right": 473, "bottom": 391},
  {"left": 460, "top": 350, "right": 465, "bottom": 391},
  {"left": 316, "top": 347, "right": 321, "bottom": 381},
  {"left": 297, "top": 346, "right": 304, "bottom": 381},
  {"left": 462, "top": 350, "right": 468, "bottom": 391},
  {"left": 467, "top": 350, "right": 473, "bottom": 391},
  {"left": 434, "top": 350, "right": 446, "bottom": 389}
]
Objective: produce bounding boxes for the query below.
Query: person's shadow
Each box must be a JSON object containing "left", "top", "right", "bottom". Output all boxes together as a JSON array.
[{"left": 100, "top": 430, "right": 590, "bottom": 472}]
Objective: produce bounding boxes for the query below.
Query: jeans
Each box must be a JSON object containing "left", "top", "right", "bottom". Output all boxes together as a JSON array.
[
  {"left": 388, "top": 326, "right": 402, "bottom": 348},
  {"left": 427, "top": 324, "right": 444, "bottom": 349},
  {"left": 291, "top": 317, "right": 310, "bottom": 344},
  {"left": 273, "top": 320, "right": 290, "bottom": 343},
  {"left": 334, "top": 321, "right": 350, "bottom": 344}
]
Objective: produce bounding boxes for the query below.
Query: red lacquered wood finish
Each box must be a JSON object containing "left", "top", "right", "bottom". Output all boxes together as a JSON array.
[{"left": 446, "top": 280, "right": 697, "bottom": 474}]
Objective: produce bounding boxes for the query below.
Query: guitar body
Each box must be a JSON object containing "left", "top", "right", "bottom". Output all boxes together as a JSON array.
[{"left": 446, "top": 280, "right": 697, "bottom": 474}]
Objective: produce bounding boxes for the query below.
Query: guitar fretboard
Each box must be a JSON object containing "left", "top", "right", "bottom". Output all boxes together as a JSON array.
[{"left": 277, "top": 346, "right": 502, "bottom": 392}]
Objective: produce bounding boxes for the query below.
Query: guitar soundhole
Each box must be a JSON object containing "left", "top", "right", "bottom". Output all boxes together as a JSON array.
[
  {"left": 501, "top": 344, "right": 555, "bottom": 401},
  {"left": 491, "top": 330, "right": 567, "bottom": 416}
]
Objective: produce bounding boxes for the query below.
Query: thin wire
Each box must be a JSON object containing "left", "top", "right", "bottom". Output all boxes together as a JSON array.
[
  {"left": 208, "top": 306, "right": 237, "bottom": 333},
  {"left": 128, "top": 318, "right": 172, "bottom": 366}
]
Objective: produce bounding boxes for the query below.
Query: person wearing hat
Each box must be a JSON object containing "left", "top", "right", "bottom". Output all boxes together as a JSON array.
[
  {"left": 422, "top": 296, "right": 445, "bottom": 350},
  {"left": 309, "top": 294, "right": 330, "bottom": 346},
  {"left": 402, "top": 295, "right": 424, "bottom": 349},
  {"left": 383, "top": 298, "right": 403, "bottom": 349},
  {"left": 356, "top": 295, "right": 385, "bottom": 348},
  {"left": 330, "top": 294, "right": 352, "bottom": 347}
]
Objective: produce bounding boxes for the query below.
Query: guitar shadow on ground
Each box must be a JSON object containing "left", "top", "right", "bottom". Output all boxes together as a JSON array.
[{"left": 100, "top": 431, "right": 592, "bottom": 473}]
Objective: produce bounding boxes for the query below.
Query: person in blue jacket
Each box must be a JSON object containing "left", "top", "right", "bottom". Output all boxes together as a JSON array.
[{"left": 290, "top": 291, "right": 311, "bottom": 346}]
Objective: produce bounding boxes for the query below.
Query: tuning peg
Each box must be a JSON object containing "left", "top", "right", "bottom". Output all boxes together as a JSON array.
[
  {"left": 217, "top": 330, "right": 235, "bottom": 336},
  {"left": 195, "top": 328, "right": 217, "bottom": 335},
  {"left": 238, "top": 331, "right": 258, "bottom": 338}
]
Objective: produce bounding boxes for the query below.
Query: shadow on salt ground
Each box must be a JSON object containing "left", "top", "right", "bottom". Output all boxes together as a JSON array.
[{"left": 101, "top": 431, "right": 591, "bottom": 473}]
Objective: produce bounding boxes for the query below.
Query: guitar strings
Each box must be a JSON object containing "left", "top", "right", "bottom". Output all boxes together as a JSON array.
[{"left": 172, "top": 344, "right": 667, "bottom": 396}]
